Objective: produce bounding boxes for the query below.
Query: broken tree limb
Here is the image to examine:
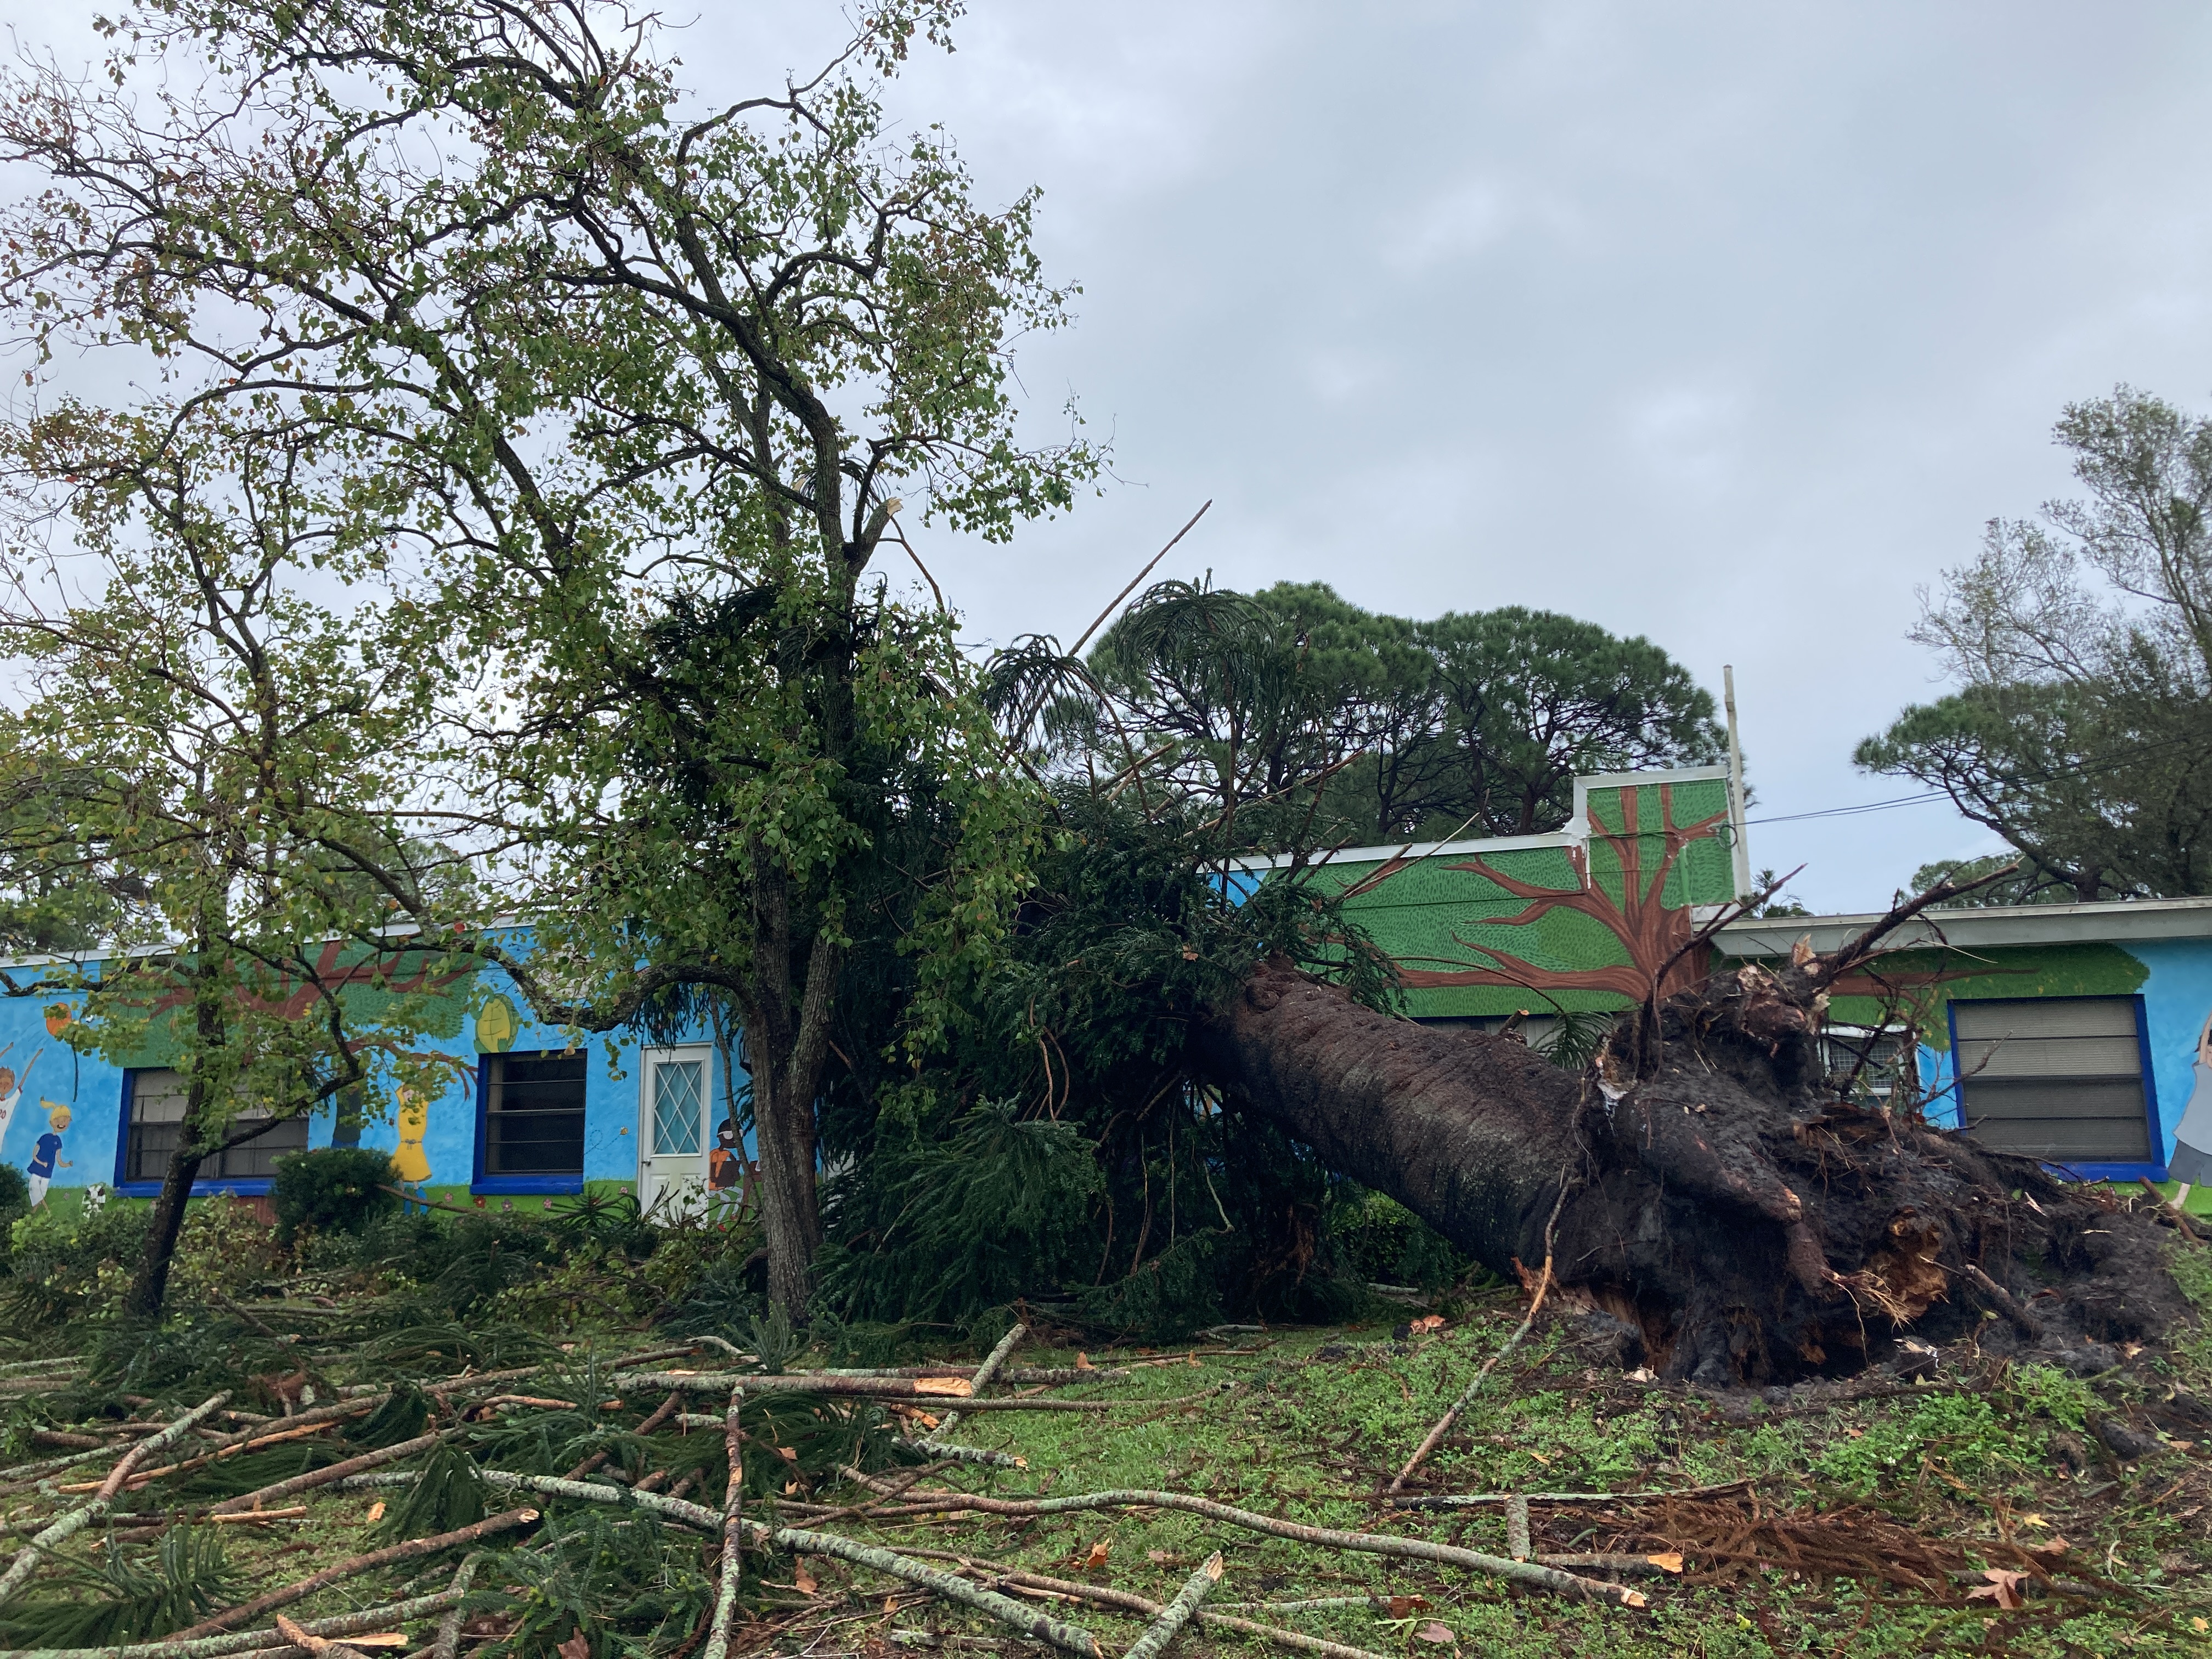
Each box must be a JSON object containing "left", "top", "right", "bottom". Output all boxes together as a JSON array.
[
  {"left": 834, "top": 1488, "right": 1644, "bottom": 1607},
  {"left": 1961, "top": 1263, "right": 2042, "bottom": 1339},
  {"left": 0, "top": 1390, "right": 229, "bottom": 1606},
  {"left": 929, "top": 1322, "right": 1026, "bottom": 1443},
  {"left": 566, "top": 1389, "right": 684, "bottom": 1481},
  {"left": 614, "top": 1372, "right": 974, "bottom": 1399},
  {"left": 1505, "top": 1495, "right": 1531, "bottom": 1562},
  {"left": 805, "top": 1365, "right": 1127, "bottom": 1386},
  {"left": 891, "top": 1398, "right": 1112, "bottom": 1413},
  {"left": 893, "top": 1553, "right": 1395, "bottom": 1659},
  {"left": 459, "top": 1468, "right": 724, "bottom": 1530},
  {"left": 0, "top": 1587, "right": 470, "bottom": 1659},
  {"left": 169, "top": 1508, "right": 540, "bottom": 1640},
  {"left": 207, "top": 1427, "right": 451, "bottom": 1515},
  {"left": 700, "top": 1385, "right": 746, "bottom": 1659},
  {"left": 1125, "top": 1552, "right": 1222, "bottom": 1659},
  {"left": 1384, "top": 1477, "right": 1754, "bottom": 1509},
  {"left": 70, "top": 1414, "right": 357, "bottom": 1493},
  {"left": 759, "top": 1523, "right": 1102, "bottom": 1658},
  {"left": 893, "top": 1436, "right": 1028, "bottom": 1470},
  {"left": 429, "top": 1553, "right": 483, "bottom": 1659},
  {"left": 1389, "top": 1173, "right": 1570, "bottom": 1494}
]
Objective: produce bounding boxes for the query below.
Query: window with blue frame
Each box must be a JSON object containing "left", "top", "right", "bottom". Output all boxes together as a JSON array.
[
  {"left": 481, "top": 1051, "right": 586, "bottom": 1178},
  {"left": 122, "top": 1068, "right": 308, "bottom": 1185},
  {"left": 1951, "top": 997, "right": 2154, "bottom": 1165}
]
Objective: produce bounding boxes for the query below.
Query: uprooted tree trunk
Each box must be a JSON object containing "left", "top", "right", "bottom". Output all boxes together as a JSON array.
[{"left": 1195, "top": 923, "right": 2189, "bottom": 1388}]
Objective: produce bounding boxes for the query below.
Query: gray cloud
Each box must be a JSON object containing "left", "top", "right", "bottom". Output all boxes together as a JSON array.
[{"left": 10, "top": 1, "right": 2211, "bottom": 909}]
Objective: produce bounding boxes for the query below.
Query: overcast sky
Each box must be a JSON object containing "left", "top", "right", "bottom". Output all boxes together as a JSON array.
[{"left": 12, "top": 2, "right": 2212, "bottom": 912}]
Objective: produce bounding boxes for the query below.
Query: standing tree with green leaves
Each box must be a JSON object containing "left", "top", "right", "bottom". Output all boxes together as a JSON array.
[
  {"left": 1081, "top": 580, "right": 1723, "bottom": 853},
  {"left": 1860, "top": 385, "right": 2212, "bottom": 900},
  {"left": 0, "top": 409, "right": 473, "bottom": 1317},
  {"left": 0, "top": 0, "right": 1093, "bottom": 1312}
]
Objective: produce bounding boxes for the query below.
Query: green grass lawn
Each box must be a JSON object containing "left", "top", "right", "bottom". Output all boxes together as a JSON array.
[{"left": 4, "top": 1237, "right": 2209, "bottom": 1656}]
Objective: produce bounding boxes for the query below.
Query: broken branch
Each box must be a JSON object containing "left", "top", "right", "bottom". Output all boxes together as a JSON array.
[
  {"left": 168, "top": 1507, "right": 540, "bottom": 1639},
  {"left": 1124, "top": 1552, "right": 1222, "bottom": 1659},
  {"left": 0, "top": 1390, "right": 229, "bottom": 1606}
]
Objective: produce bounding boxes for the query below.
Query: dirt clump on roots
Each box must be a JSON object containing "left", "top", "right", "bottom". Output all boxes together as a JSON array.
[
  {"left": 1198, "top": 923, "right": 2195, "bottom": 1391},
  {"left": 1570, "top": 961, "right": 2190, "bottom": 1386}
]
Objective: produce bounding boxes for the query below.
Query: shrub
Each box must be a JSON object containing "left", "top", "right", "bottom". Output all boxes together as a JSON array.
[
  {"left": 2, "top": 1201, "right": 154, "bottom": 1326},
  {"left": 271, "top": 1147, "right": 402, "bottom": 1242},
  {"left": 170, "top": 1198, "right": 286, "bottom": 1302}
]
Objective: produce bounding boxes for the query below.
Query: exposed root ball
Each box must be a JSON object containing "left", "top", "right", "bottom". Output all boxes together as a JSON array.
[{"left": 1198, "top": 956, "right": 2192, "bottom": 1388}]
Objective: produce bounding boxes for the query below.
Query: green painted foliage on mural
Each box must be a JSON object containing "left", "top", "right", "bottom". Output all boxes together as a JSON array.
[
  {"left": 1824, "top": 943, "right": 2148, "bottom": 1050},
  {"left": 1292, "top": 776, "right": 1740, "bottom": 1019}
]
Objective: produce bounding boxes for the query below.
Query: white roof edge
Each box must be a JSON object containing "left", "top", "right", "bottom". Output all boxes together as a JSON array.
[
  {"left": 1234, "top": 830, "right": 1579, "bottom": 873},
  {"left": 1714, "top": 894, "right": 2212, "bottom": 955},
  {"left": 0, "top": 916, "right": 524, "bottom": 977},
  {"left": 1573, "top": 764, "right": 1730, "bottom": 791}
]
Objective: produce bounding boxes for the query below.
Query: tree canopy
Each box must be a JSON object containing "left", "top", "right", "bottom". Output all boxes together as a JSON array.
[
  {"left": 1860, "top": 386, "right": 2212, "bottom": 900},
  {"left": 0, "top": 0, "right": 1096, "bottom": 1311},
  {"left": 1084, "top": 579, "right": 1724, "bottom": 849}
]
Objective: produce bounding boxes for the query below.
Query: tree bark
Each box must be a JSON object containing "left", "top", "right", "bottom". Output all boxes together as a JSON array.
[
  {"left": 743, "top": 852, "right": 833, "bottom": 1317},
  {"left": 122, "top": 960, "right": 226, "bottom": 1322},
  {"left": 1196, "top": 958, "right": 2186, "bottom": 1388}
]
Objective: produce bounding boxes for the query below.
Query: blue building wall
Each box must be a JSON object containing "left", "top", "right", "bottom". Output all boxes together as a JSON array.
[{"left": 0, "top": 928, "right": 734, "bottom": 1214}]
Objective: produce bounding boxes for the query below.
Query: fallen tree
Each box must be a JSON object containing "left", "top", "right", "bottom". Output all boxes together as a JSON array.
[{"left": 1195, "top": 890, "right": 2192, "bottom": 1389}]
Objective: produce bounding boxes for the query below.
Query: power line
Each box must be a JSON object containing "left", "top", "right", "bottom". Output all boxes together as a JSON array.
[
  {"left": 1745, "top": 724, "right": 2212, "bottom": 829},
  {"left": 1743, "top": 793, "right": 1945, "bottom": 827}
]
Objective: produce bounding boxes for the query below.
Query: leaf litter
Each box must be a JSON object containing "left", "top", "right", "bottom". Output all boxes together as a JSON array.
[{"left": 0, "top": 1214, "right": 2200, "bottom": 1657}]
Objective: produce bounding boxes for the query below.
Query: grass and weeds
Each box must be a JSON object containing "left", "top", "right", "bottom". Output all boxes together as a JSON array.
[{"left": 0, "top": 1195, "right": 2202, "bottom": 1657}]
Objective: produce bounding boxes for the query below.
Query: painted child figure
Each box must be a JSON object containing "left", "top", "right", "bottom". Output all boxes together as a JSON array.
[
  {"left": 707, "top": 1118, "right": 741, "bottom": 1191},
  {"left": 0, "top": 1046, "right": 43, "bottom": 1152},
  {"left": 2168, "top": 1009, "right": 2212, "bottom": 1206},
  {"left": 26, "top": 1103, "right": 69, "bottom": 1207}
]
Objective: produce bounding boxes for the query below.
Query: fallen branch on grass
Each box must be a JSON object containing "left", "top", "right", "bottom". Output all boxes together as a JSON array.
[
  {"left": 0, "top": 1390, "right": 229, "bottom": 1605},
  {"left": 836, "top": 1488, "right": 1646, "bottom": 1607},
  {"left": 1387, "top": 1171, "right": 1569, "bottom": 1496},
  {"left": 61, "top": 1411, "right": 365, "bottom": 1493},
  {"left": 927, "top": 1323, "right": 1025, "bottom": 1444},
  {"left": 701, "top": 1385, "right": 746, "bottom": 1659},
  {"left": 0, "top": 1585, "right": 469, "bottom": 1659},
  {"left": 566, "top": 1389, "right": 686, "bottom": 1482},
  {"left": 1383, "top": 1477, "right": 1755, "bottom": 1509},
  {"left": 1125, "top": 1553, "right": 1221, "bottom": 1659},
  {"left": 891, "top": 1398, "right": 1114, "bottom": 1413},
  {"left": 429, "top": 1553, "right": 484, "bottom": 1659},
  {"left": 206, "top": 1427, "right": 452, "bottom": 1515},
  {"left": 355, "top": 1457, "right": 1103, "bottom": 1656},
  {"left": 168, "top": 1508, "right": 540, "bottom": 1640},
  {"left": 894, "top": 1550, "right": 1394, "bottom": 1659},
  {"left": 616, "top": 1371, "right": 977, "bottom": 1400},
  {"left": 892, "top": 1437, "right": 1027, "bottom": 1470},
  {"left": 761, "top": 1523, "right": 1102, "bottom": 1658}
]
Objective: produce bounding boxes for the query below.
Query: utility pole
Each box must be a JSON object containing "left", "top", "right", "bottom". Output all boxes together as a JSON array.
[{"left": 1723, "top": 664, "right": 1752, "bottom": 900}]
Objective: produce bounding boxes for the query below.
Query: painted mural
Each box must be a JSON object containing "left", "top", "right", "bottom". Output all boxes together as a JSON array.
[
  {"left": 0, "top": 926, "right": 726, "bottom": 1217},
  {"left": 2168, "top": 1011, "right": 2212, "bottom": 1190},
  {"left": 1296, "top": 768, "right": 1740, "bottom": 1019},
  {"left": 1, "top": 761, "right": 2204, "bottom": 1216}
]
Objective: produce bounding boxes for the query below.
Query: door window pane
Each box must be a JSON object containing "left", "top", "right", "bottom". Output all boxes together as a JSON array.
[{"left": 652, "top": 1060, "right": 703, "bottom": 1156}]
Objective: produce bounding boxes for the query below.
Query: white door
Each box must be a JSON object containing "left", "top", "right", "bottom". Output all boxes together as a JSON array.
[{"left": 638, "top": 1047, "right": 713, "bottom": 1219}]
